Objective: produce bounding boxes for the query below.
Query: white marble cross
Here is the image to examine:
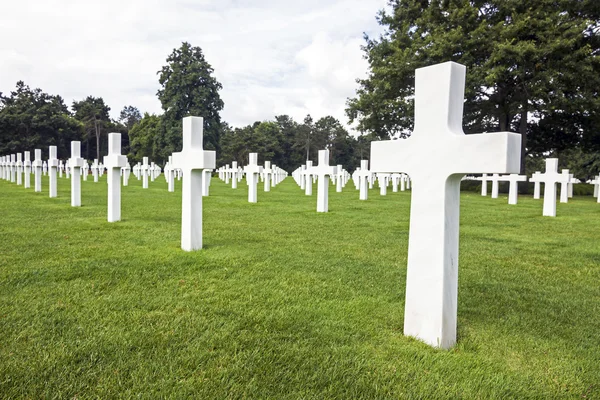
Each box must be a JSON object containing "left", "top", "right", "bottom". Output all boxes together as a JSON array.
[
  {"left": 231, "top": 161, "right": 239, "bottom": 189},
  {"left": 335, "top": 165, "right": 345, "bottom": 193},
  {"left": 244, "top": 153, "right": 263, "bottom": 203},
  {"left": 23, "top": 151, "right": 31, "bottom": 189},
  {"left": 33, "top": 150, "right": 43, "bottom": 192},
  {"left": 69, "top": 142, "right": 84, "bottom": 207},
  {"left": 123, "top": 163, "right": 131, "bottom": 187},
  {"left": 370, "top": 61, "right": 521, "bottom": 349},
  {"left": 378, "top": 173, "right": 390, "bottom": 196},
  {"left": 9, "top": 154, "right": 15, "bottom": 182},
  {"left": 48, "top": 146, "right": 59, "bottom": 198},
  {"left": 263, "top": 161, "right": 273, "bottom": 192},
  {"left": 489, "top": 173, "right": 501, "bottom": 199},
  {"left": 171, "top": 117, "right": 216, "bottom": 251},
  {"left": 104, "top": 133, "right": 128, "bottom": 222},
  {"left": 58, "top": 160, "right": 64, "bottom": 178},
  {"left": 567, "top": 173, "right": 574, "bottom": 199},
  {"left": 591, "top": 175, "right": 599, "bottom": 199},
  {"left": 15, "top": 153, "right": 23, "bottom": 185},
  {"left": 355, "top": 160, "right": 371, "bottom": 200},
  {"left": 478, "top": 173, "right": 489, "bottom": 196},
  {"left": 92, "top": 159, "right": 99, "bottom": 182},
  {"left": 498, "top": 174, "right": 527, "bottom": 205},
  {"left": 202, "top": 169, "right": 212, "bottom": 196},
  {"left": 559, "top": 169, "right": 571, "bottom": 203},
  {"left": 42, "top": 161, "right": 48, "bottom": 176},
  {"left": 167, "top": 156, "right": 175, "bottom": 192},
  {"left": 303, "top": 161, "right": 314, "bottom": 195},
  {"left": 529, "top": 171, "right": 543, "bottom": 199},
  {"left": 65, "top": 160, "right": 71, "bottom": 179},
  {"left": 313, "top": 150, "right": 337, "bottom": 212},
  {"left": 537, "top": 159, "right": 570, "bottom": 216},
  {"left": 141, "top": 157, "right": 149, "bottom": 189}
]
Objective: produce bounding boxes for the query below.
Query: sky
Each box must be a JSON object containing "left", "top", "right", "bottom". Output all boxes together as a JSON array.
[{"left": 0, "top": 0, "right": 388, "bottom": 131}]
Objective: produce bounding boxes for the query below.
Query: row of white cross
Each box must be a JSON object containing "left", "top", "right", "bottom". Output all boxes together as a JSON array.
[
  {"left": 215, "top": 158, "right": 288, "bottom": 203},
  {"left": 2, "top": 61, "right": 596, "bottom": 352}
]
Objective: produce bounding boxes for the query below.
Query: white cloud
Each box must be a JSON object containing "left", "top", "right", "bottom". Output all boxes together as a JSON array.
[{"left": 0, "top": 0, "right": 387, "bottom": 132}]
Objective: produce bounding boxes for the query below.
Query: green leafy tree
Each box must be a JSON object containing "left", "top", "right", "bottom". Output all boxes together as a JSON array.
[
  {"left": 72, "top": 96, "right": 111, "bottom": 161},
  {"left": 0, "top": 81, "right": 82, "bottom": 158},
  {"left": 119, "top": 105, "right": 142, "bottom": 130},
  {"left": 347, "top": 0, "right": 600, "bottom": 173},
  {"left": 128, "top": 113, "right": 163, "bottom": 163},
  {"left": 158, "top": 42, "right": 224, "bottom": 153}
]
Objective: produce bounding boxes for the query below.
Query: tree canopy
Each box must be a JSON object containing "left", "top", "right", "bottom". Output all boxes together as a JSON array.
[{"left": 346, "top": 0, "right": 600, "bottom": 172}]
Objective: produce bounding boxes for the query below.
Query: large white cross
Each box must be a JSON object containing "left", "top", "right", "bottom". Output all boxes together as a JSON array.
[
  {"left": 529, "top": 171, "right": 543, "bottom": 199},
  {"left": 497, "top": 174, "right": 527, "bottom": 205},
  {"left": 104, "top": 133, "right": 128, "bottom": 222},
  {"left": 537, "top": 158, "right": 570, "bottom": 216},
  {"left": 23, "top": 151, "right": 31, "bottom": 189},
  {"left": 244, "top": 153, "right": 263, "bottom": 203},
  {"left": 370, "top": 61, "right": 521, "bottom": 349},
  {"left": 32, "top": 150, "right": 43, "bottom": 192},
  {"left": 312, "top": 150, "right": 337, "bottom": 212},
  {"left": 69, "top": 141, "right": 84, "bottom": 207},
  {"left": 172, "top": 117, "right": 216, "bottom": 251},
  {"left": 48, "top": 146, "right": 59, "bottom": 198}
]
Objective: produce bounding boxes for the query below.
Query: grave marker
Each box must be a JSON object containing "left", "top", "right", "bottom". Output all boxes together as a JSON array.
[
  {"left": 69, "top": 142, "right": 84, "bottom": 207},
  {"left": 243, "top": 153, "right": 263, "bottom": 203},
  {"left": 103, "top": 133, "right": 127, "bottom": 222},
  {"left": 370, "top": 61, "right": 521, "bottom": 348},
  {"left": 48, "top": 146, "right": 59, "bottom": 198}
]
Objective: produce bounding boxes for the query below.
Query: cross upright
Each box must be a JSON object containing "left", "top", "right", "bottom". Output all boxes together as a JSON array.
[
  {"left": 370, "top": 61, "right": 521, "bottom": 349},
  {"left": 537, "top": 158, "right": 570, "bottom": 216},
  {"left": 104, "top": 133, "right": 128, "bottom": 222},
  {"left": 489, "top": 173, "right": 501, "bottom": 198},
  {"left": 263, "top": 161, "right": 273, "bottom": 192},
  {"left": 498, "top": 174, "right": 528, "bottom": 205},
  {"left": 559, "top": 169, "right": 571, "bottom": 203},
  {"left": 48, "top": 146, "right": 59, "bottom": 198},
  {"left": 243, "top": 153, "right": 263, "bottom": 203},
  {"left": 32, "top": 150, "right": 43, "bottom": 192},
  {"left": 529, "top": 171, "right": 543, "bottom": 199},
  {"left": 478, "top": 173, "right": 489, "bottom": 196},
  {"left": 141, "top": 157, "right": 149, "bottom": 189},
  {"left": 23, "top": 151, "right": 31, "bottom": 188},
  {"left": 313, "top": 150, "right": 337, "bottom": 212},
  {"left": 0, "top": 156, "right": 5, "bottom": 180},
  {"left": 355, "top": 160, "right": 371, "bottom": 200},
  {"left": 9, "top": 154, "right": 16, "bottom": 182},
  {"left": 591, "top": 175, "right": 599, "bottom": 199},
  {"left": 335, "top": 165, "right": 344, "bottom": 193},
  {"left": 65, "top": 160, "right": 71, "bottom": 179},
  {"left": 224, "top": 164, "right": 230, "bottom": 184},
  {"left": 69, "top": 141, "right": 84, "bottom": 207},
  {"left": 167, "top": 156, "right": 175, "bottom": 192},
  {"left": 16, "top": 153, "right": 23, "bottom": 185},
  {"left": 172, "top": 117, "right": 216, "bottom": 251},
  {"left": 91, "top": 159, "right": 99, "bottom": 182},
  {"left": 230, "top": 161, "right": 239, "bottom": 189},
  {"left": 303, "top": 161, "right": 314, "bottom": 195},
  {"left": 378, "top": 173, "right": 390, "bottom": 196},
  {"left": 123, "top": 163, "right": 131, "bottom": 187}
]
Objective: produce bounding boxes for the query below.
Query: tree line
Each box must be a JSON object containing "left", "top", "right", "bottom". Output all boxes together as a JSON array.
[{"left": 2, "top": 1, "right": 600, "bottom": 178}]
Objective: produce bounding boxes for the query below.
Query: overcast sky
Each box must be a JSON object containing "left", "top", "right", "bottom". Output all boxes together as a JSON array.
[{"left": 0, "top": 0, "right": 388, "bottom": 131}]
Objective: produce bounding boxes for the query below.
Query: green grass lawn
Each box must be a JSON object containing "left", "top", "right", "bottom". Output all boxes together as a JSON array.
[{"left": 1, "top": 173, "right": 599, "bottom": 399}]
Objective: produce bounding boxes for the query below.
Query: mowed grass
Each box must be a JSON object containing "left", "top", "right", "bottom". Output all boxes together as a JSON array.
[{"left": 0, "top": 172, "right": 599, "bottom": 399}]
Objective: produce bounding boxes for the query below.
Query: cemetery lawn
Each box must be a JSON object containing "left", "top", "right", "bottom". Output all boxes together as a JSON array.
[{"left": 1, "top": 176, "right": 599, "bottom": 399}]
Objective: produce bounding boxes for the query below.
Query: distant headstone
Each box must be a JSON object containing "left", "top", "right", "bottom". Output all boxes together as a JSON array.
[
  {"left": 370, "top": 61, "right": 521, "bottom": 348},
  {"left": 263, "top": 161, "right": 273, "bottom": 192},
  {"left": 244, "top": 153, "right": 263, "bottom": 203},
  {"left": 479, "top": 173, "right": 488, "bottom": 196},
  {"left": 303, "top": 161, "right": 314, "bottom": 195},
  {"left": 123, "top": 163, "right": 131, "bottom": 187},
  {"left": 92, "top": 159, "right": 99, "bottom": 182},
  {"left": 42, "top": 161, "right": 48, "bottom": 176},
  {"left": 529, "top": 171, "right": 542, "bottom": 199},
  {"left": 568, "top": 173, "right": 574, "bottom": 198},
  {"left": 171, "top": 117, "right": 216, "bottom": 251},
  {"left": 15, "top": 153, "right": 23, "bottom": 185},
  {"left": 537, "top": 158, "right": 570, "bottom": 217},
  {"left": 231, "top": 161, "right": 239, "bottom": 189},
  {"left": 141, "top": 157, "right": 149, "bottom": 189},
  {"left": 313, "top": 150, "right": 337, "bottom": 212},
  {"left": 560, "top": 169, "right": 571, "bottom": 203},
  {"left": 48, "top": 146, "right": 59, "bottom": 198},
  {"left": 23, "top": 151, "right": 31, "bottom": 189},
  {"left": 103, "top": 133, "right": 128, "bottom": 222},
  {"left": 69, "top": 142, "right": 84, "bottom": 207},
  {"left": 378, "top": 173, "right": 390, "bottom": 196},
  {"left": 355, "top": 160, "right": 371, "bottom": 200},
  {"left": 202, "top": 169, "right": 212, "bottom": 197},
  {"left": 498, "top": 174, "right": 527, "bottom": 205},
  {"left": 33, "top": 150, "right": 43, "bottom": 192}
]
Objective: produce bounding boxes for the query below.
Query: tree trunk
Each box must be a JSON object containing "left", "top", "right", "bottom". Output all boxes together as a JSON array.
[{"left": 95, "top": 119, "right": 101, "bottom": 162}]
